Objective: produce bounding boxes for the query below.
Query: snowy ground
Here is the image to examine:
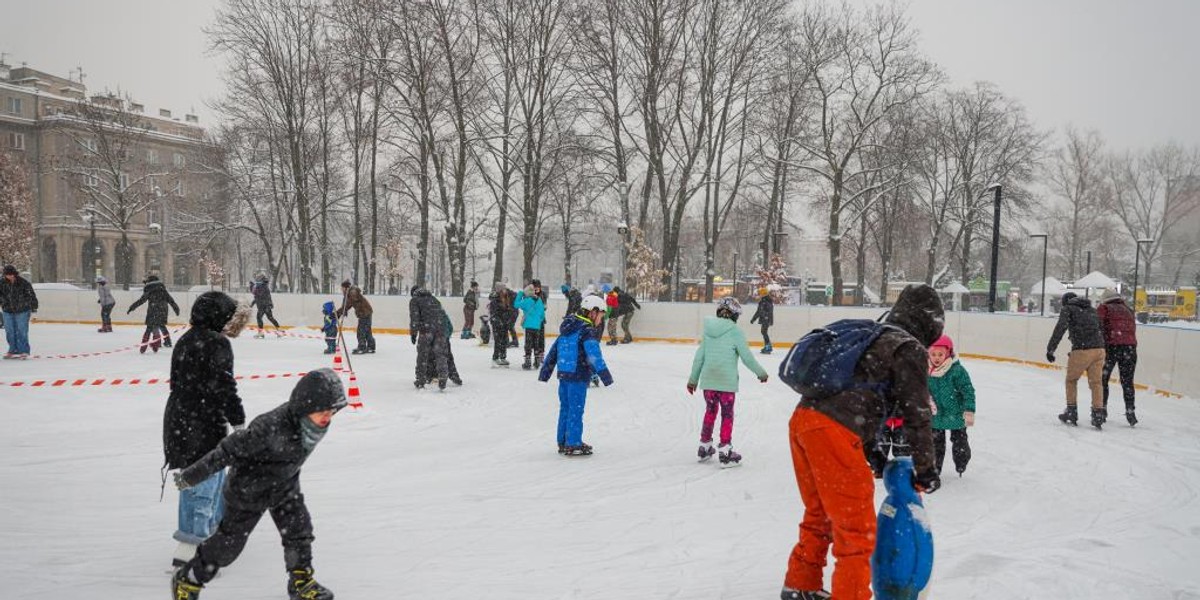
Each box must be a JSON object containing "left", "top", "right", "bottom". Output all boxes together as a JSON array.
[{"left": 2, "top": 324, "right": 1199, "bottom": 600}]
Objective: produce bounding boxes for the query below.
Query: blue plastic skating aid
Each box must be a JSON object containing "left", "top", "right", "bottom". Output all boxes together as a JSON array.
[{"left": 871, "top": 457, "right": 934, "bottom": 600}]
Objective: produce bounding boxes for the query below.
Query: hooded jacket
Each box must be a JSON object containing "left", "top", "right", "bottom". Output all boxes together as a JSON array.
[
  {"left": 163, "top": 292, "right": 246, "bottom": 469},
  {"left": 338, "top": 285, "right": 373, "bottom": 318},
  {"left": 1097, "top": 296, "right": 1137, "bottom": 346},
  {"left": 613, "top": 288, "right": 640, "bottom": 317},
  {"left": 688, "top": 316, "right": 768, "bottom": 393},
  {"left": 750, "top": 295, "right": 774, "bottom": 327},
  {"left": 249, "top": 277, "right": 274, "bottom": 309},
  {"left": 409, "top": 289, "right": 447, "bottom": 334},
  {"left": 178, "top": 368, "right": 347, "bottom": 511},
  {"left": 539, "top": 313, "right": 612, "bottom": 384},
  {"left": 0, "top": 273, "right": 38, "bottom": 314},
  {"left": 514, "top": 288, "right": 547, "bottom": 330},
  {"left": 563, "top": 286, "right": 583, "bottom": 315},
  {"left": 128, "top": 279, "right": 179, "bottom": 326},
  {"left": 96, "top": 281, "right": 115, "bottom": 307},
  {"left": 798, "top": 284, "right": 942, "bottom": 476},
  {"left": 321, "top": 301, "right": 338, "bottom": 338},
  {"left": 1048, "top": 295, "right": 1105, "bottom": 352},
  {"left": 489, "top": 290, "right": 516, "bottom": 328}
]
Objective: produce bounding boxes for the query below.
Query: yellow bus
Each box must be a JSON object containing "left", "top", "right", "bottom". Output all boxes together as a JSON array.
[{"left": 1134, "top": 286, "right": 1198, "bottom": 322}]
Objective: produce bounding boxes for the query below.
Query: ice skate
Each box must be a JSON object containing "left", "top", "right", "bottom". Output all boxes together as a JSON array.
[
  {"left": 620, "top": 335, "right": 632, "bottom": 344},
  {"left": 171, "top": 541, "right": 197, "bottom": 571},
  {"left": 1126, "top": 408, "right": 1138, "bottom": 427},
  {"left": 522, "top": 357, "right": 533, "bottom": 371},
  {"left": 760, "top": 344, "right": 773, "bottom": 355},
  {"left": 350, "top": 347, "right": 366, "bottom": 355},
  {"left": 1091, "top": 407, "right": 1107, "bottom": 430},
  {"left": 563, "top": 443, "right": 593, "bottom": 457},
  {"left": 288, "top": 567, "right": 334, "bottom": 600},
  {"left": 414, "top": 379, "right": 426, "bottom": 390},
  {"left": 171, "top": 566, "right": 204, "bottom": 600},
  {"left": 718, "top": 444, "right": 742, "bottom": 468},
  {"left": 697, "top": 442, "right": 715, "bottom": 462},
  {"left": 534, "top": 354, "right": 543, "bottom": 368},
  {"left": 606, "top": 339, "right": 618, "bottom": 346},
  {"left": 780, "top": 588, "right": 831, "bottom": 600},
  {"left": 438, "top": 378, "right": 447, "bottom": 391},
  {"left": 1058, "top": 405, "right": 1078, "bottom": 426},
  {"left": 450, "top": 376, "right": 463, "bottom": 386},
  {"left": 254, "top": 330, "right": 265, "bottom": 339},
  {"left": 162, "top": 336, "right": 173, "bottom": 348},
  {"left": 2, "top": 352, "right": 14, "bottom": 359}
]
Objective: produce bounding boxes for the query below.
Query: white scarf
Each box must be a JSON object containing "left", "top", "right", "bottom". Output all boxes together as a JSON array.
[{"left": 929, "top": 355, "right": 956, "bottom": 378}]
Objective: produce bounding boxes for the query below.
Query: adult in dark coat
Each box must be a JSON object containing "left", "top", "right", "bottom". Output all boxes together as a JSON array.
[
  {"left": 249, "top": 273, "right": 282, "bottom": 336},
  {"left": 562, "top": 284, "right": 583, "bottom": 316},
  {"left": 1097, "top": 289, "right": 1139, "bottom": 425},
  {"left": 410, "top": 286, "right": 451, "bottom": 388},
  {"left": 488, "top": 283, "right": 516, "bottom": 365},
  {"left": 750, "top": 288, "right": 775, "bottom": 354},
  {"left": 1046, "top": 291, "right": 1108, "bottom": 427},
  {"left": 425, "top": 312, "right": 463, "bottom": 386},
  {"left": 462, "top": 281, "right": 479, "bottom": 339},
  {"left": 127, "top": 274, "right": 179, "bottom": 353},
  {"left": 163, "top": 291, "right": 247, "bottom": 568},
  {"left": 613, "top": 286, "right": 641, "bottom": 344},
  {"left": 171, "top": 368, "right": 347, "bottom": 600},
  {"left": 782, "top": 284, "right": 942, "bottom": 600},
  {"left": 1, "top": 265, "right": 38, "bottom": 357}
]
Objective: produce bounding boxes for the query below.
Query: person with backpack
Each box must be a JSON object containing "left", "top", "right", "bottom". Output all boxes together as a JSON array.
[
  {"left": 750, "top": 287, "right": 775, "bottom": 354},
  {"left": 1097, "top": 288, "right": 1138, "bottom": 426},
  {"left": 1046, "top": 291, "right": 1107, "bottom": 428},
  {"left": 687, "top": 297, "right": 769, "bottom": 467},
  {"left": 538, "top": 295, "right": 614, "bottom": 456},
  {"left": 779, "top": 284, "right": 943, "bottom": 600},
  {"left": 127, "top": 274, "right": 179, "bottom": 353},
  {"left": 927, "top": 334, "right": 976, "bottom": 477}
]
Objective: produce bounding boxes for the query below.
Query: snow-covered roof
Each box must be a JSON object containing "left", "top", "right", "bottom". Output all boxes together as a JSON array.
[
  {"left": 1072, "top": 271, "right": 1117, "bottom": 289},
  {"left": 1030, "top": 277, "right": 1068, "bottom": 295}
]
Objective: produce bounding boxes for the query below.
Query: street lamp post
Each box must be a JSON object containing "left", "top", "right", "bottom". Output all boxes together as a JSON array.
[
  {"left": 986, "top": 184, "right": 1003, "bottom": 313},
  {"left": 1030, "top": 233, "right": 1048, "bottom": 316},
  {"left": 80, "top": 205, "right": 101, "bottom": 288},
  {"left": 617, "top": 219, "right": 629, "bottom": 289},
  {"left": 732, "top": 251, "right": 739, "bottom": 299},
  {"left": 1132, "top": 238, "right": 1154, "bottom": 310}
]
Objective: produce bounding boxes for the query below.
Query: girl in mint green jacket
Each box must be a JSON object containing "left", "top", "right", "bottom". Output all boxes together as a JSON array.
[{"left": 687, "top": 298, "right": 769, "bottom": 467}]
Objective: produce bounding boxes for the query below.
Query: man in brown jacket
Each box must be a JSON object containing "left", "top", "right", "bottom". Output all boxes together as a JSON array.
[
  {"left": 337, "top": 279, "right": 375, "bottom": 354},
  {"left": 782, "top": 284, "right": 943, "bottom": 600}
]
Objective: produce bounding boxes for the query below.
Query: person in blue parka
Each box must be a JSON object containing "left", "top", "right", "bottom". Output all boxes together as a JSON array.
[{"left": 538, "top": 295, "right": 613, "bottom": 456}]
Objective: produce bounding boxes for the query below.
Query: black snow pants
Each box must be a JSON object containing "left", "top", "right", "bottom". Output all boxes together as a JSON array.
[
  {"left": 524, "top": 327, "right": 545, "bottom": 360},
  {"left": 491, "top": 317, "right": 509, "bottom": 361},
  {"left": 356, "top": 316, "right": 375, "bottom": 352},
  {"left": 1102, "top": 344, "right": 1137, "bottom": 411},
  {"left": 256, "top": 305, "right": 281, "bottom": 329},
  {"left": 933, "top": 428, "right": 971, "bottom": 475},
  {"left": 188, "top": 492, "right": 315, "bottom": 584},
  {"left": 760, "top": 323, "right": 772, "bottom": 347},
  {"left": 416, "top": 330, "right": 450, "bottom": 384}
]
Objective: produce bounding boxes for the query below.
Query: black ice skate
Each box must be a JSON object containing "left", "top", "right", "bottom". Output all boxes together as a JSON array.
[
  {"left": 780, "top": 588, "right": 831, "bottom": 600},
  {"left": 1058, "top": 405, "right": 1078, "bottom": 426},
  {"left": 438, "top": 378, "right": 447, "bottom": 391},
  {"left": 171, "top": 566, "right": 203, "bottom": 600},
  {"left": 1126, "top": 408, "right": 1138, "bottom": 427},
  {"left": 522, "top": 357, "right": 533, "bottom": 370},
  {"left": 718, "top": 444, "right": 742, "bottom": 468},
  {"left": 563, "top": 443, "right": 593, "bottom": 456},
  {"left": 1091, "top": 407, "right": 1107, "bottom": 430},
  {"left": 288, "top": 567, "right": 334, "bottom": 600},
  {"left": 697, "top": 442, "right": 715, "bottom": 462},
  {"left": 414, "top": 379, "right": 426, "bottom": 390}
]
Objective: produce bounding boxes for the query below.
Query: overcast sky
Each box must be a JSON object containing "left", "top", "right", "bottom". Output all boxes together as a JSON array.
[{"left": 2, "top": 0, "right": 1197, "bottom": 149}]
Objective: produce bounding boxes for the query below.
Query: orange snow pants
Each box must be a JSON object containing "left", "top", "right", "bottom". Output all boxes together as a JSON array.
[{"left": 784, "top": 407, "right": 876, "bottom": 600}]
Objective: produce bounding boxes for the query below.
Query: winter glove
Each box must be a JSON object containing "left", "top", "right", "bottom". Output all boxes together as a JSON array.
[
  {"left": 1045, "top": 351, "right": 1055, "bottom": 363},
  {"left": 173, "top": 471, "right": 193, "bottom": 491},
  {"left": 867, "top": 446, "right": 888, "bottom": 479},
  {"left": 174, "top": 308, "right": 180, "bottom": 316},
  {"left": 963, "top": 412, "right": 975, "bottom": 427},
  {"left": 758, "top": 374, "right": 769, "bottom": 383},
  {"left": 686, "top": 382, "right": 696, "bottom": 395},
  {"left": 913, "top": 468, "right": 941, "bottom": 494},
  {"left": 411, "top": 334, "right": 417, "bottom": 345},
  {"left": 598, "top": 369, "right": 614, "bottom": 387}
]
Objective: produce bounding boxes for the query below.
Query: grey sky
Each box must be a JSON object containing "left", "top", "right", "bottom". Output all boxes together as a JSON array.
[{"left": 3, "top": 0, "right": 1197, "bottom": 149}]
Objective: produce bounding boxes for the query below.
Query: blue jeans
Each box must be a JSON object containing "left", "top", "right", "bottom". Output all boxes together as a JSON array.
[
  {"left": 174, "top": 469, "right": 227, "bottom": 545},
  {"left": 556, "top": 380, "right": 590, "bottom": 447},
  {"left": 2, "top": 311, "right": 31, "bottom": 355}
]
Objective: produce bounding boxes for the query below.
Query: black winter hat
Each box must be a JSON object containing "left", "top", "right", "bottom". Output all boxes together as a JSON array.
[
  {"left": 410, "top": 284, "right": 421, "bottom": 295},
  {"left": 145, "top": 274, "right": 160, "bottom": 283},
  {"left": 531, "top": 279, "right": 542, "bottom": 287},
  {"left": 288, "top": 368, "right": 348, "bottom": 416},
  {"left": 1061, "top": 292, "right": 1077, "bottom": 303},
  {"left": 341, "top": 279, "right": 352, "bottom": 288},
  {"left": 190, "top": 291, "right": 238, "bottom": 332},
  {"left": 2, "top": 265, "right": 17, "bottom": 276},
  {"left": 886, "top": 284, "right": 945, "bottom": 347},
  {"left": 470, "top": 280, "right": 478, "bottom": 288}
]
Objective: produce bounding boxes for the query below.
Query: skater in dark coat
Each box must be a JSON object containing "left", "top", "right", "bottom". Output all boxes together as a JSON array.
[
  {"left": 609, "top": 286, "right": 641, "bottom": 344},
  {"left": 750, "top": 287, "right": 775, "bottom": 354},
  {"left": 424, "top": 312, "right": 463, "bottom": 386},
  {"left": 337, "top": 280, "right": 375, "bottom": 354},
  {"left": 489, "top": 283, "right": 516, "bottom": 366},
  {"left": 1046, "top": 291, "right": 1107, "bottom": 427},
  {"left": 127, "top": 274, "right": 179, "bottom": 353},
  {"left": 249, "top": 273, "right": 282, "bottom": 337},
  {"left": 1, "top": 265, "right": 38, "bottom": 358},
  {"left": 410, "top": 286, "right": 451, "bottom": 388},
  {"left": 171, "top": 368, "right": 347, "bottom": 600},
  {"left": 1097, "top": 289, "right": 1139, "bottom": 425},
  {"left": 562, "top": 284, "right": 583, "bottom": 316},
  {"left": 782, "top": 284, "right": 942, "bottom": 600},
  {"left": 462, "top": 281, "right": 479, "bottom": 339},
  {"left": 163, "top": 291, "right": 248, "bottom": 569}
]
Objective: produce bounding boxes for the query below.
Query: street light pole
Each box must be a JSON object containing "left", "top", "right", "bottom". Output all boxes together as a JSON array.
[
  {"left": 1030, "top": 233, "right": 1048, "bottom": 316},
  {"left": 732, "top": 251, "right": 739, "bottom": 299},
  {"left": 986, "top": 184, "right": 1003, "bottom": 313},
  {"left": 1132, "top": 238, "right": 1154, "bottom": 310}
]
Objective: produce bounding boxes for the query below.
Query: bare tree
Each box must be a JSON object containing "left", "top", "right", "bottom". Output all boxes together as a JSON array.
[
  {"left": 1044, "top": 126, "right": 1108, "bottom": 280},
  {"left": 1108, "top": 143, "right": 1200, "bottom": 284}
]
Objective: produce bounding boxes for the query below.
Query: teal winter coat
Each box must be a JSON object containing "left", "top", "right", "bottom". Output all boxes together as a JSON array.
[
  {"left": 928, "top": 359, "right": 976, "bottom": 430},
  {"left": 688, "top": 316, "right": 768, "bottom": 393},
  {"left": 514, "top": 290, "right": 547, "bottom": 330}
]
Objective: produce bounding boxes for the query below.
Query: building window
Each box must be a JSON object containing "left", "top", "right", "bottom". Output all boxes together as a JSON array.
[
  {"left": 118, "top": 173, "right": 129, "bottom": 191},
  {"left": 173, "top": 153, "right": 185, "bottom": 168},
  {"left": 83, "top": 171, "right": 100, "bottom": 188},
  {"left": 80, "top": 138, "right": 98, "bottom": 153},
  {"left": 147, "top": 148, "right": 159, "bottom": 163},
  {"left": 7, "top": 132, "right": 24, "bottom": 151},
  {"left": 6, "top": 97, "right": 22, "bottom": 115},
  {"left": 176, "top": 179, "right": 186, "bottom": 197}
]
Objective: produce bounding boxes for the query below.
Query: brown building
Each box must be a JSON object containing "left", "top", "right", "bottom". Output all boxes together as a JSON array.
[{"left": 0, "top": 60, "right": 220, "bottom": 286}]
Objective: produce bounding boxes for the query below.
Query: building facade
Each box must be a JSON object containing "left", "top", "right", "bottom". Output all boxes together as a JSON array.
[{"left": 0, "top": 61, "right": 219, "bottom": 286}]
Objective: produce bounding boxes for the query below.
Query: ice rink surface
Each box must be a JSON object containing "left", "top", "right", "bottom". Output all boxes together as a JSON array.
[{"left": 2, "top": 324, "right": 1199, "bottom": 599}]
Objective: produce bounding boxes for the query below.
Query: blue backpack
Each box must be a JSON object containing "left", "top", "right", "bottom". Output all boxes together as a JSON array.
[{"left": 779, "top": 319, "right": 893, "bottom": 398}]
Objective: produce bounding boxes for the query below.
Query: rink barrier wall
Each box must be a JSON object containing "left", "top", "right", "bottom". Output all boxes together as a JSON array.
[{"left": 26, "top": 289, "right": 1198, "bottom": 398}]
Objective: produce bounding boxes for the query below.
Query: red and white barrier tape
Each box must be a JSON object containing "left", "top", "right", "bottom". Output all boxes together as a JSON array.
[{"left": 26, "top": 326, "right": 190, "bottom": 360}]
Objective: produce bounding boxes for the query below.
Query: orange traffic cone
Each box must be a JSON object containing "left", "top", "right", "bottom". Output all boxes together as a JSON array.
[
  {"left": 332, "top": 351, "right": 344, "bottom": 373},
  {"left": 347, "top": 371, "right": 362, "bottom": 409}
]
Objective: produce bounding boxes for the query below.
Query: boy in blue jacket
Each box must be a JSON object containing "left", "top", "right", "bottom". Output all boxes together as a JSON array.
[
  {"left": 321, "top": 301, "right": 338, "bottom": 354},
  {"left": 539, "top": 295, "right": 613, "bottom": 456}
]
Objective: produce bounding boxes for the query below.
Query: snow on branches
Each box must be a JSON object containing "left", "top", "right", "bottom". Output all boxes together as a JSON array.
[
  {"left": 755, "top": 253, "right": 789, "bottom": 289},
  {"left": 0, "top": 152, "right": 35, "bottom": 270},
  {"left": 625, "top": 227, "right": 668, "bottom": 299}
]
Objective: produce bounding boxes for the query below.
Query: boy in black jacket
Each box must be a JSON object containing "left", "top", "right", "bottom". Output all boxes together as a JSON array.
[
  {"left": 750, "top": 287, "right": 775, "bottom": 354},
  {"left": 171, "top": 368, "right": 348, "bottom": 600}
]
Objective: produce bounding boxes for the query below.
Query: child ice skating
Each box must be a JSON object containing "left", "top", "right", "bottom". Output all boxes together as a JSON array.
[
  {"left": 750, "top": 287, "right": 775, "bottom": 354},
  {"left": 321, "top": 301, "right": 338, "bottom": 354},
  {"left": 514, "top": 280, "right": 547, "bottom": 370},
  {"left": 538, "top": 295, "right": 613, "bottom": 456},
  {"left": 127, "top": 274, "right": 179, "bottom": 353},
  {"left": 686, "top": 297, "right": 768, "bottom": 467},
  {"left": 928, "top": 334, "right": 976, "bottom": 476}
]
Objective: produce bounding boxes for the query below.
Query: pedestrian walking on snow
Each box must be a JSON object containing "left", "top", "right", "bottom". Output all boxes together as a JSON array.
[
  {"left": 1046, "top": 291, "right": 1107, "bottom": 428},
  {"left": 687, "top": 297, "right": 769, "bottom": 467},
  {"left": 96, "top": 276, "right": 115, "bottom": 332},
  {"left": 1097, "top": 288, "right": 1139, "bottom": 426},
  {"left": 539, "top": 295, "right": 614, "bottom": 456},
  {"left": 127, "top": 274, "right": 179, "bottom": 353},
  {"left": 750, "top": 287, "right": 775, "bottom": 354},
  {"left": 0, "top": 265, "right": 37, "bottom": 358},
  {"left": 171, "top": 369, "right": 347, "bottom": 600}
]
